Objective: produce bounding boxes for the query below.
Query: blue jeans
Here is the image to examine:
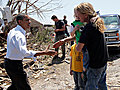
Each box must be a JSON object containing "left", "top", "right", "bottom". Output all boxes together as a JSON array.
[
  {"left": 82, "top": 49, "right": 89, "bottom": 69},
  {"left": 85, "top": 65, "right": 107, "bottom": 90},
  {"left": 73, "top": 71, "right": 85, "bottom": 90}
]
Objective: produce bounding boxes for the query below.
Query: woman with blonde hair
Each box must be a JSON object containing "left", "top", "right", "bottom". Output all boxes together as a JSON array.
[
  {"left": 53, "top": 2, "right": 108, "bottom": 90},
  {"left": 75, "top": 2, "right": 108, "bottom": 90}
]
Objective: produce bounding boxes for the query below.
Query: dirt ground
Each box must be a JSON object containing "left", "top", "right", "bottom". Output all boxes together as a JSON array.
[
  {"left": 1, "top": 46, "right": 120, "bottom": 90},
  {"left": 30, "top": 50, "right": 120, "bottom": 90}
]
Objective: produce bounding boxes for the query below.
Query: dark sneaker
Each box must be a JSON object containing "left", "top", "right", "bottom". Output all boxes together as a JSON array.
[
  {"left": 52, "top": 56, "right": 62, "bottom": 64},
  {"left": 53, "top": 55, "right": 58, "bottom": 60}
]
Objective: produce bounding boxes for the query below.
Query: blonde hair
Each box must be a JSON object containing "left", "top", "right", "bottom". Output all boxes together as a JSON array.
[{"left": 76, "top": 2, "right": 106, "bottom": 33}]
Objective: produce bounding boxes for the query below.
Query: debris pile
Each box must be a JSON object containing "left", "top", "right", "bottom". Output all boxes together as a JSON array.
[
  {"left": 0, "top": 43, "right": 71, "bottom": 90},
  {"left": 0, "top": 45, "right": 53, "bottom": 89}
]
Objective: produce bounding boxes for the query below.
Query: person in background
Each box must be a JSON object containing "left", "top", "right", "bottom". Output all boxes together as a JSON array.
[
  {"left": 63, "top": 15, "right": 70, "bottom": 37},
  {"left": 51, "top": 15, "right": 66, "bottom": 60},
  {"left": 2, "top": 19, "right": 9, "bottom": 38},
  {"left": 0, "top": 19, "right": 6, "bottom": 40},
  {"left": 4, "top": 14, "right": 57, "bottom": 90},
  {"left": 70, "top": 43, "right": 84, "bottom": 90}
]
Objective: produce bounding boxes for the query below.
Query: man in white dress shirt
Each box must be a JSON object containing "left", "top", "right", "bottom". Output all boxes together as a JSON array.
[{"left": 4, "top": 14, "right": 57, "bottom": 90}]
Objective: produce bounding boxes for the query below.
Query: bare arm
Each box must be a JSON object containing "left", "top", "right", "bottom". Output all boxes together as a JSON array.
[
  {"left": 64, "top": 36, "right": 76, "bottom": 42},
  {"left": 76, "top": 42, "right": 85, "bottom": 52},
  {"left": 34, "top": 45, "right": 57, "bottom": 57},
  {"left": 53, "top": 36, "right": 76, "bottom": 48},
  {"left": 34, "top": 50, "right": 57, "bottom": 57}
]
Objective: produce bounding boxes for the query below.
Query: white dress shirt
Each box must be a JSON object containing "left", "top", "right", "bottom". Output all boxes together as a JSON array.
[{"left": 6, "top": 25, "right": 36, "bottom": 60}]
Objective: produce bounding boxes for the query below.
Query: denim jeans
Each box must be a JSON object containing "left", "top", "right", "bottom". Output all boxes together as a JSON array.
[
  {"left": 73, "top": 71, "right": 85, "bottom": 90},
  {"left": 85, "top": 64, "right": 107, "bottom": 90},
  {"left": 82, "top": 49, "right": 89, "bottom": 69}
]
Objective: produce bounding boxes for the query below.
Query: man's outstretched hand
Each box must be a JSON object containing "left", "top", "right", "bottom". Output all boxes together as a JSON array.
[
  {"left": 45, "top": 45, "right": 57, "bottom": 56},
  {"left": 46, "top": 50, "right": 57, "bottom": 56},
  {"left": 53, "top": 40, "right": 65, "bottom": 48},
  {"left": 34, "top": 45, "right": 57, "bottom": 57}
]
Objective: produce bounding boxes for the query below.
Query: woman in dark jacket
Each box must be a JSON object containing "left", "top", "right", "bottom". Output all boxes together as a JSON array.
[{"left": 75, "top": 2, "right": 108, "bottom": 90}]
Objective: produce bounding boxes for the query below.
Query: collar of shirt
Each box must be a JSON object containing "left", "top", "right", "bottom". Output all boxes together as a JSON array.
[{"left": 16, "top": 25, "right": 26, "bottom": 36}]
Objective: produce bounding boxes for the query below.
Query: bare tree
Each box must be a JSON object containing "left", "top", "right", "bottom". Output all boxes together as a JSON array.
[
  {"left": 5, "top": 0, "right": 62, "bottom": 18},
  {"left": 0, "top": 0, "right": 62, "bottom": 40}
]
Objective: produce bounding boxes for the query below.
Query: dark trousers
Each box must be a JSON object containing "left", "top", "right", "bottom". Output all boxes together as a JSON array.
[
  {"left": 55, "top": 34, "right": 65, "bottom": 57},
  {"left": 71, "top": 41, "right": 74, "bottom": 46},
  {"left": 65, "top": 29, "right": 70, "bottom": 37},
  {"left": 4, "top": 59, "right": 31, "bottom": 90},
  {"left": 73, "top": 71, "right": 85, "bottom": 90}
]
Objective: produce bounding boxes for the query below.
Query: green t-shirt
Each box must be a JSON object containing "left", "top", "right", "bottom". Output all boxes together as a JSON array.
[{"left": 72, "top": 20, "right": 83, "bottom": 44}]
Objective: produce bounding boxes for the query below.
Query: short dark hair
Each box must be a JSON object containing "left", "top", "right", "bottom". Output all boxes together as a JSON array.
[
  {"left": 64, "top": 15, "right": 66, "bottom": 18},
  {"left": 51, "top": 15, "right": 57, "bottom": 19},
  {"left": 16, "top": 14, "right": 26, "bottom": 24}
]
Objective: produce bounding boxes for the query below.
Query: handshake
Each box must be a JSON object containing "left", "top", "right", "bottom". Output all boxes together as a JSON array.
[{"left": 34, "top": 45, "right": 57, "bottom": 57}]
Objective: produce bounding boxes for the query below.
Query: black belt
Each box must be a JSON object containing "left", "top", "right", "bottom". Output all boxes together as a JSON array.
[
  {"left": 5, "top": 58, "right": 22, "bottom": 62},
  {"left": 56, "top": 34, "right": 65, "bottom": 36}
]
